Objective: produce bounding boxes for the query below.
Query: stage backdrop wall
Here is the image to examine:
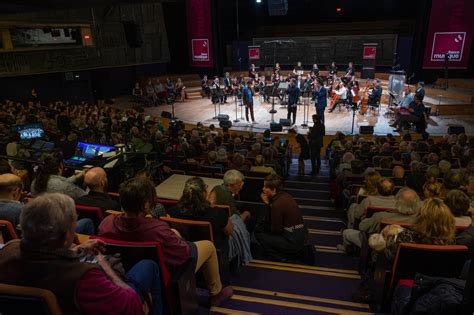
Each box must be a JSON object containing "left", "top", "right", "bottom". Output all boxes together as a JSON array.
[
  {"left": 186, "top": 0, "right": 214, "bottom": 68},
  {"left": 253, "top": 34, "right": 397, "bottom": 68},
  {"left": 422, "top": 0, "right": 474, "bottom": 69}
]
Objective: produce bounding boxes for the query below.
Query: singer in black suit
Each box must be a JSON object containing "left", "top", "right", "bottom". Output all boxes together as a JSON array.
[{"left": 287, "top": 79, "right": 300, "bottom": 125}]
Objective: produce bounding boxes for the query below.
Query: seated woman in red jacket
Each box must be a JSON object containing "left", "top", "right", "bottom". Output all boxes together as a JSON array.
[{"left": 98, "top": 177, "right": 232, "bottom": 306}]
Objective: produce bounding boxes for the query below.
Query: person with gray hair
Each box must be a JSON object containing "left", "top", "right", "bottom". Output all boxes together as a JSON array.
[
  {"left": 0, "top": 193, "right": 164, "bottom": 315},
  {"left": 444, "top": 189, "right": 472, "bottom": 227},
  {"left": 339, "top": 187, "right": 420, "bottom": 251},
  {"left": 209, "top": 169, "right": 251, "bottom": 221}
]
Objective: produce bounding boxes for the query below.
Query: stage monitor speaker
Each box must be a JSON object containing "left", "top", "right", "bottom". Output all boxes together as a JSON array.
[
  {"left": 270, "top": 122, "right": 283, "bottom": 132},
  {"left": 217, "top": 114, "right": 230, "bottom": 122},
  {"left": 448, "top": 125, "right": 465, "bottom": 135},
  {"left": 122, "top": 21, "right": 143, "bottom": 48},
  {"left": 279, "top": 118, "right": 291, "bottom": 126},
  {"left": 268, "top": 0, "right": 288, "bottom": 16},
  {"left": 219, "top": 120, "right": 232, "bottom": 129},
  {"left": 161, "top": 111, "right": 172, "bottom": 119},
  {"left": 359, "top": 126, "right": 374, "bottom": 134}
]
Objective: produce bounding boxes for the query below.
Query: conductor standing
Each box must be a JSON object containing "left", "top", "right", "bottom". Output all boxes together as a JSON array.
[
  {"left": 242, "top": 81, "right": 255, "bottom": 123},
  {"left": 308, "top": 114, "right": 325, "bottom": 175},
  {"left": 287, "top": 78, "right": 300, "bottom": 125},
  {"left": 313, "top": 79, "right": 327, "bottom": 124}
]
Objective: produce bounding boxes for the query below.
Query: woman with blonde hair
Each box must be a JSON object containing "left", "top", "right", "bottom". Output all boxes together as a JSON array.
[
  {"left": 422, "top": 178, "right": 442, "bottom": 199},
  {"left": 385, "top": 198, "right": 455, "bottom": 261}
]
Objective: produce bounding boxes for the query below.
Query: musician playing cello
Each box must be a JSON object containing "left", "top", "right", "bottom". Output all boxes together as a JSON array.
[{"left": 328, "top": 81, "right": 348, "bottom": 113}]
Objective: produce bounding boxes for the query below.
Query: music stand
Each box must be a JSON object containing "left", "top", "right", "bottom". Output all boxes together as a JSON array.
[
  {"left": 211, "top": 88, "right": 219, "bottom": 119},
  {"left": 300, "top": 87, "right": 312, "bottom": 128},
  {"left": 278, "top": 81, "right": 289, "bottom": 107},
  {"left": 268, "top": 83, "right": 279, "bottom": 123}
]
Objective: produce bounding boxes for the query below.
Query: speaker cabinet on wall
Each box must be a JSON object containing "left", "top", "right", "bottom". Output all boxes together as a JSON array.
[
  {"left": 359, "top": 126, "right": 374, "bottom": 134},
  {"left": 122, "top": 21, "right": 143, "bottom": 48}
]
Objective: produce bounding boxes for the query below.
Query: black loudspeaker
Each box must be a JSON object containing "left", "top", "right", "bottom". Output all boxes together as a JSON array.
[
  {"left": 219, "top": 120, "right": 232, "bottom": 129},
  {"left": 161, "top": 111, "right": 172, "bottom": 119},
  {"left": 270, "top": 122, "right": 283, "bottom": 132},
  {"left": 217, "top": 114, "right": 230, "bottom": 122},
  {"left": 359, "top": 126, "right": 374, "bottom": 134},
  {"left": 122, "top": 21, "right": 143, "bottom": 48},
  {"left": 448, "top": 125, "right": 465, "bottom": 135},
  {"left": 279, "top": 118, "right": 291, "bottom": 126}
]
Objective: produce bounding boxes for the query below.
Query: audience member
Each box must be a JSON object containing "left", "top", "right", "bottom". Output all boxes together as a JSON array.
[
  {"left": 98, "top": 177, "right": 233, "bottom": 305},
  {"left": 0, "top": 173, "right": 23, "bottom": 228},
  {"left": 255, "top": 174, "right": 308, "bottom": 261},
  {"left": 444, "top": 189, "right": 472, "bottom": 227},
  {"left": 0, "top": 193, "right": 162, "bottom": 314}
]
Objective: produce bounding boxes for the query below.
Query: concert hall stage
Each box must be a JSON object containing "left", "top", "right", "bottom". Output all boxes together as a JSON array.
[
  {"left": 125, "top": 74, "right": 474, "bottom": 136},
  {"left": 139, "top": 94, "right": 474, "bottom": 136}
]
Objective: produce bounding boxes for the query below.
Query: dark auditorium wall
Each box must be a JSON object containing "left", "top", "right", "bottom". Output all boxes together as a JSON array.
[
  {"left": 0, "top": 2, "right": 170, "bottom": 102},
  {"left": 0, "top": 2, "right": 170, "bottom": 77}
]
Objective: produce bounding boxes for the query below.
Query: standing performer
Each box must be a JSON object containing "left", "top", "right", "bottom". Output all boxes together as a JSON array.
[
  {"left": 287, "top": 79, "right": 300, "bottom": 125},
  {"left": 212, "top": 76, "right": 225, "bottom": 105},
  {"left": 313, "top": 79, "right": 327, "bottom": 124},
  {"left": 308, "top": 114, "right": 325, "bottom": 175},
  {"left": 242, "top": 81, "right": 255, "bottom": 123},
  {"left": 328, "top": 62, "right": 338, "bottom": 78},
  {"left": 249, "top": 64, "right": 259, "bottom": 81},
  {"left": 311, "top": 64, "right": 320, "bottom": 77},
  {"left": 223, "top": 72, "right": 231, "bottom": 103}
]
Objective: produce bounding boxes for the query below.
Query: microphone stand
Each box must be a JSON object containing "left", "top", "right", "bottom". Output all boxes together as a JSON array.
[{"left": 233, "top": 94, "right": 240, "bottom": 123}]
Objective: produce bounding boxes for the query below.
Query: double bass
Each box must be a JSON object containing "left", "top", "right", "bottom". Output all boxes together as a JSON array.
[{"left": 359, "top": 81, "right": 373, "bottom": 115}]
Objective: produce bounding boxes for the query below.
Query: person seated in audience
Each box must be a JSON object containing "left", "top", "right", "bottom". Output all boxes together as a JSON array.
[
  {"left": 228, "top": 153, "right": 249, "bottom": 173},
  {"left": 74, "top": 167, "right": 121, "bottom": 216},
  {"left": 98, "top": 178, "right": 233, "bottom": 305},
  {"left": 171, "top": 177, "right": 252, "bottom": 265},
  {"left": 0, "top": 173, "right": 24, "bottom": 229},
  {"left": 391, "top": 165, "right": 405, "bottom": 185},
  {"left": 385, "top": 198, "right": 455, "bottom": 262},
  {"left": 250, "top": 155, "right": 275, "bottom": 174},
  {"left": 255, "top": 174, "right": 308, "bottom": 262},
  {"left": 209, "top": 170, "right": 251, "bottom": 222},
  {"left": 444, "top": 189, "right": 472, "bottom": 227},
  {"left": 438, "top": 159, "right": 452, "bottom": 175},
  {"left": 130, "top": 126, "right": 153, "bottom": 153},
  {"left": 347, "top": 178, "right": 396, "bottom": 229},
  {"left": 246, "top": 143, "right": 262, "bottom": 159},
  {"left": 216, "top": 148, "right": 228, "bottom": 163},
  {"left": 203, "top": 151, "right": 224, "bottom": 169},
  {"left": 422, "top": 179, "right": 442, "bottom": 199},
  {"left": 31, "top": 152, "right": 87, "bottom": 199},
  {"left": 340, "top": 187, "right": 421, "bottom": 251},
  {"left": 356, "top": 171, "right": 382, "bottom": 199},
  {"left": 0, "top": 193, "right": 163, "bottom": 315},
  {"left": 131, "top": 82, "right": 143, "bottom": 102},
  {"left": 405, "top": 161, "right": 427, "bottom": 194},
  {"left": 441, "top": 169, "right": 463, "bottom": 197}
]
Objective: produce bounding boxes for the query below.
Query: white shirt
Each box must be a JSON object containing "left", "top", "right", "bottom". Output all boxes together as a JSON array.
[{"left": 335, "top": 87, "right": 347, "bottom": 100}]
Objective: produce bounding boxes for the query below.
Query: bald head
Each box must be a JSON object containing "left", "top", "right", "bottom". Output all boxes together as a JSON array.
[
  {"left": 84, "top": 167, "right": 107, "bottom": 192},
  {"left": 0, "top": 173, "right": 23, "bottom": 200}
]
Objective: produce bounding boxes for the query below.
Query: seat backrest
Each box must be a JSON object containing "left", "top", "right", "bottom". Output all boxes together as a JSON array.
[
  {"left": 0, "top": 220, "right": 18, "bottom": 244},
  {"left": 75, "top": 205, "right": 104, "bottom": 228},
  {"left": 200, "top": 165, "right": 223, "bottom": 175},
  {"left": 391, "top": 243, "right": 468, "bottom": 288},
  {"left": 160, "top": 216, "right": 213, "bottom": 243},
  {"left": 0, "top": 283, "right": 62, "bottom": 315},
  {"left": 365, "top": 206, "right": 395, "bottom": 218},
  {"left": 214, "top": 204, "right": 231, "bottom": 217}
]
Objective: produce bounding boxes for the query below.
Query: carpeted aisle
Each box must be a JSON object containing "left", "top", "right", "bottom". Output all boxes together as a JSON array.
[{"left": 207, "top": 158, "right": 368, "bottom": 314}]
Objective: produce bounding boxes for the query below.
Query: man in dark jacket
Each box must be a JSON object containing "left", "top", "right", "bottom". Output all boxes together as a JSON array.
[
  {"left": 287, "top": 79, "right": 300, "bottom": 125},
  {"left": 313, "top": 79, "right": 327, "bottom": 123},
  {"left": 308, "top": 114, "right": 325, "bottom": 175}
]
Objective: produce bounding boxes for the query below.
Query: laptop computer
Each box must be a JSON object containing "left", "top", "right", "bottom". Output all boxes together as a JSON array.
[{"left": 64, "top": 142, "right": 115, "bottom": 167}]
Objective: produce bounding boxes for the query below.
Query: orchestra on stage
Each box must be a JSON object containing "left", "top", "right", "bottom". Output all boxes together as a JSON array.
[{"left": 200, "top": 61, "right": 426, "bottom": 131}]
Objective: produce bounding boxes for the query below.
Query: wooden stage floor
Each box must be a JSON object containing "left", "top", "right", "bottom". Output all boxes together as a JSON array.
[{"left": 138, "top": 95, "right": 474, "bottom": 136}]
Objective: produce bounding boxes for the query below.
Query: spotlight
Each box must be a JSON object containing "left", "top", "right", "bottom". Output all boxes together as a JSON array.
[{"left": 256, "top": 0, "right": 262, "bottom": 3}]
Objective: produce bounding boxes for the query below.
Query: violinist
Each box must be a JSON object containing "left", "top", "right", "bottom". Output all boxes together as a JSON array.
[
  {"left": 201, "top": 75, "right": 210, "bottom": 99},
  {"left": 212, "top": 76, "right": 225, "bottom": 104},
  {"left": 345, "top": 62, "right": 355, "bottom": 79},
  {"left": 368, "top": 79, "right": 382, "bottom": 107},
  {"left": 328, "top": 81, "right": 348, "bottom": 113},
  {"left": 271, "top": 69, "right": 281, "bottom": 84},
  {"left": 249, "top": 64, "right": 259, "bottom": 81},
  {"left": 313, "top": 78, "right": 327, "bottom": 123},
  {"left": 293, "top": 61, "right": 304, "bottom": 76},
  {"left": 328, "top": 62, "right": 338, "bottom": 78},
  {"left": 274, "top": 62, "right": 281, "bottom": 72}
]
